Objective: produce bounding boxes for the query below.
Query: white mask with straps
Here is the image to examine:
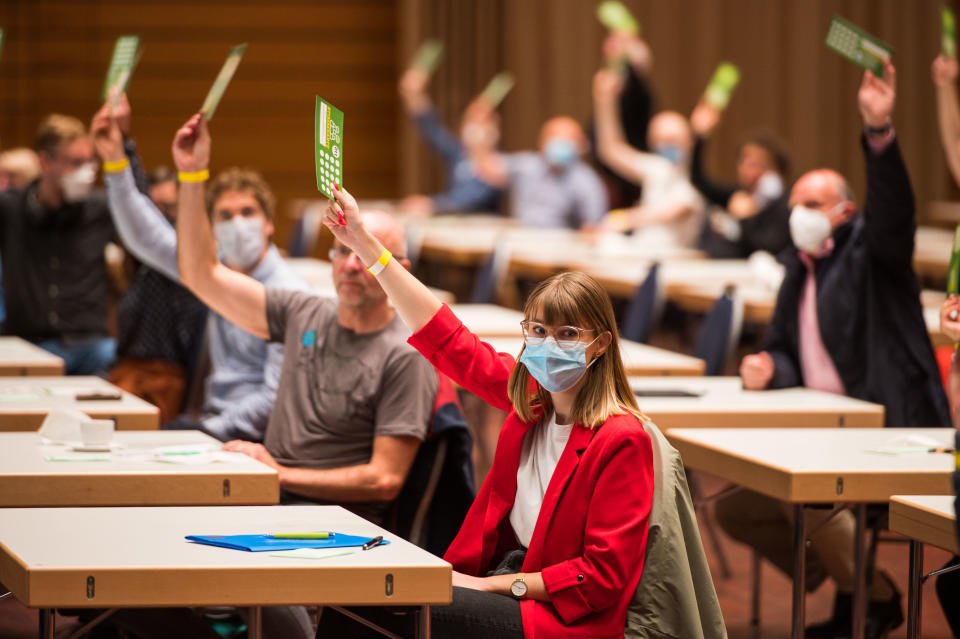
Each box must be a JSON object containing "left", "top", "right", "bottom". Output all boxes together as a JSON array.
[{"left": 789, "top": 202, "right": 845, "bottom": 254}]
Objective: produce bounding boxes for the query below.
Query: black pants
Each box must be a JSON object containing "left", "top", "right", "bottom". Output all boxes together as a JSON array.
[
  {"left": 315, "top": 586, "right": 524, "bottom": 639},
  {"left": 936, "top": 556, "right": 960, "bottom": 638}
]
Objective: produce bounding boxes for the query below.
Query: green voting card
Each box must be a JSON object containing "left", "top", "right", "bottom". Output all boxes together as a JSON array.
[
  {"left": 480, "top": 72, "right": 514, "bottom": 108},
  {"left": 101, "top": 35, "right": 139, "bottom": 101},
  {"left": 315, "top": 97, "right": 344, "bottom": 200},
  {"left": 825, "top": 15, "right": 894, "bottom": 78},
  {"left": 597, "top": 1, "right": 639, "bottom": 35},
  {"left": 703, "top": 62, "right": 740, "bottom": 110},
  {"left": 0, "top": 29, "right": 5, "bottom": 63},
  {"left": 410, "top": 39, "right": 444, "bottom": 75},
  {"left": 944, "top": 6, "right": 957, "bottom": 59},
  {"left": 948, "top": 223, "right": 960, "bottom": 296},
  {"left": 201, "top": 43, "right": 247, "bottom": 121}
]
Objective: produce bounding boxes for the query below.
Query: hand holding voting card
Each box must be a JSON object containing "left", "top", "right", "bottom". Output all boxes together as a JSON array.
[
  {"left": 480, "top": 72, "right": 515, "bottom": 109},
  {"left": 944, "top": 6, "right": 957, "bottom": 59},
  {"left": 409, "top": 39, "right": 444, "bottom": 75},
  {"left": 596, "top": 1, "right": 640, "bottom": 35},
  {"left": 102, "top": 35, "right": 139, "bottom": 106},
  {"left": 201, "top": 43, "right": 247, "bottom": 121},
  {"left": 703, "top": 62, "right": 740, "bottom": 111},
  {"left": 825, "top": 15, "right": 894, "bottom": 78},
  {"left": 315, "top": 97, "right": 344, "bottom": 204}
]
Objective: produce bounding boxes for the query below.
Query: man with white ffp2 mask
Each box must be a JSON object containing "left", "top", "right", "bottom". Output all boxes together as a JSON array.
[
  {"left": 720, "top": 60, "right": 950, "bottom": 639},
  {"left": 0, "top": 113, "right": 147, "bottom": 375}
]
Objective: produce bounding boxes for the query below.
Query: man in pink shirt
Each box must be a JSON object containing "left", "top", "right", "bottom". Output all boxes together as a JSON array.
[{"left": 720, "top": 61, "right": 950, "bottom": 639}]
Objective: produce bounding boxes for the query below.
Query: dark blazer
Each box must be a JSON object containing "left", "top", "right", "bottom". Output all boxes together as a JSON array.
[{"left": 764, "top": 136, "right": 950, "bottom": 429}]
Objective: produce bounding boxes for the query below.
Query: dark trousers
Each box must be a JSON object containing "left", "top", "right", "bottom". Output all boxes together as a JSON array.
[
  {"left": 936, "top": 556, "right": 960, "bottom": 638},
  {"left": 315, "top": 586, "right": 524, "bottom": 639}
]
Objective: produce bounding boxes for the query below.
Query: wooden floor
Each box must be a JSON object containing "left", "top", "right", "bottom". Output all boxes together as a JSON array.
[{"left": 0, "top": 476, "right": 955, "bottom": 637}]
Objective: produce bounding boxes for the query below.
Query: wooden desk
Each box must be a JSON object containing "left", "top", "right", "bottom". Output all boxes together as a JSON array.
[
  {"left": 889, "top": 495, "right": 958, "bottom": 639},
  {"left": 667, "top": 428, "right": 955, "bottom": 639},
  {"left": 0, "top": 337, "right": 64, "bottom": 376},
  {"left": 483, "top": 337, "right": 705, "bottom": 376},
  {"left": 0, "top": 431, "right": 278, "bottom": 507},
  {"left": 0, "top": 377, "right": 159, "bottom": 431},
  {"left": 915, "top": 226, "right": 953, "bottom": 282},
  {"left": 451, "top": 304, "right": 524, "bottom": 338},
  {"left": 412, "top": 216, "right": 515, "bottom": 267},
  {"left": 630, "top": 377, "right": 884, "bottom": 429},
  {"left": 286, "top": 257, "right": 457, "bottom": 304},
  {"left": 0, "top": 505, "right": 450, "bottom": 638}
]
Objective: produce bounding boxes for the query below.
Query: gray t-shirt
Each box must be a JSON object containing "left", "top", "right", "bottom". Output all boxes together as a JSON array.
[{"left": 264, "top": 289, "right": 437, "bottom": 472}]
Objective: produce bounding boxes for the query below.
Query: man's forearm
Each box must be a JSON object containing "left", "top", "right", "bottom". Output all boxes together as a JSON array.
[
  {"left": 278, "top": 463, "right": 404, "bottom": 503},
  {"left": 176, "top": 181, "right": 219, "bottom": 293}
]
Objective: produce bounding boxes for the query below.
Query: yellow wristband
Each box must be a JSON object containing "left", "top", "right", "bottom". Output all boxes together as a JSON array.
[
  {"left": 367, "top": 249, "right": 392, "bottom": 276},
  {"left": 102, "top": 158, "right": 130, "bottom": 173},
  {"left": 178, "top": 169, "right": 210, "bottom": 183}
]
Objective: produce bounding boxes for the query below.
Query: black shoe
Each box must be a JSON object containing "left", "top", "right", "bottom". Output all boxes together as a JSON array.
[
  {"left": 805, "top": 591, "right": 852, "bottom": 638},
  {"left": 805, "top": 583, "right": 903, "bottom": 639}
]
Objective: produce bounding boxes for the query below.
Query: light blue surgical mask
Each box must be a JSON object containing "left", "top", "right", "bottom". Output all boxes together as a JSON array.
[
  {"left": 519, "top": 337, "right": 599, "bottom": 393},
  {"left": 653, "top": 144, "right": 686, "bottom": 166},
  {"left": 544, "top": 138, "right": 578, "bottom": 167}
]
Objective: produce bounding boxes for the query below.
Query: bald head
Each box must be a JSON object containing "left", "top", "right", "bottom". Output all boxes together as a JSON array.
[
  {"left": 361, "top": 211, "right": 407, "bottom": 257},
  {"left": 538, "top": 116, "right": 587, "bottom": 152},
  {"left": 647, "top": 111, "right": 693, "bottom": 154},
  {"left": 790, "top": 168, "right": 856, "bottom": 231}
]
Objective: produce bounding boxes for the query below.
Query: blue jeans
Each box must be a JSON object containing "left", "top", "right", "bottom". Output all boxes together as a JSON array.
[{"left": 37, "top": 337, "right": 116, "bottom": 376}]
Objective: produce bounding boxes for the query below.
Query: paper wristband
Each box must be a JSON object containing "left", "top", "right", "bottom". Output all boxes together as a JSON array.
[
  {"left": 178, "top": 169, "right": 210, "bottom": 183},
  {"left": 102, "top": 158, "right": 130, "bottom": 173},
  {"left": 367, "top": 249, "right": 392, "bottom": 276}
]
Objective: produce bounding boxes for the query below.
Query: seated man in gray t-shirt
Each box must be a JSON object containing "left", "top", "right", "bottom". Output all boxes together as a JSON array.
[{"left": 170, "top": 113, "right": 437, "bottom": 527}]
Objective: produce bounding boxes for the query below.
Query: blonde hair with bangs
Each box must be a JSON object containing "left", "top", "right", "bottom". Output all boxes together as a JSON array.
[{"left": 507, "top": 271, "right": 647, "bottom": 428}]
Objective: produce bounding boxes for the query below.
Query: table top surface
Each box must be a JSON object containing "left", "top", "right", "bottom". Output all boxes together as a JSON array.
[
  {"left": 482, "top": 336, "right": 705, "bottom": 376},
  {"left": 0, "top": 431, "right": 278, "bottom": 507},
  {"left": 450, "top": 304, "right": 524, "bottom": 337},
  {"left": 630, "top": 377, "right": 885, "bottom": 429},
  {"left": 0, "top": 505, "right": 450, "bottom": 607},
  {"left": 0, "top": 337, "right": 64, "bottom": 375},
  {"left": 889, "top": 494, "right": 958, "bottom": 554},
  {"left": 0, "top": 377, "right": 159, "bottom": 430},
  {"left": 667, "top": 427, "right": 956, "bottom": 503}
]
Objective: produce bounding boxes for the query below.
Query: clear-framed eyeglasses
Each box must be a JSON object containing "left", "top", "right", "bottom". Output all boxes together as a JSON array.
[{"left": 520, "top": 320, "right": 596, "bottom": 350}]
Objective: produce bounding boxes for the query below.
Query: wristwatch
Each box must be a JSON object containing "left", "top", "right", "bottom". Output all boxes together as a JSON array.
[
  {"left": 864, "top": 119, "right": 892, "bottom": 136},
  {"left": 510, "top": 574, "right": 528, "bottom": 599}
]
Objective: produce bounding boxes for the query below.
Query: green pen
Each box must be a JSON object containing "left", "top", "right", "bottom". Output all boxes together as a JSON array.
[{"left": 269, "top": 533, "right": 334, "bottom": 539}]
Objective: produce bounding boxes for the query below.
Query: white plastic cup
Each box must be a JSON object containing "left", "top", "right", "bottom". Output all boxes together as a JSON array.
[{"left": 80, "top": 419, "right": 114, "bottom": 447}]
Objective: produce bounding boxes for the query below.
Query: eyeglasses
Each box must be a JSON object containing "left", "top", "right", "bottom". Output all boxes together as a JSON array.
[
  {"left": 329, "top": 245, "right": 406, "bottom": 263},
  {"left": 520, "top": 320, "right": 596, "bottom": 349}
]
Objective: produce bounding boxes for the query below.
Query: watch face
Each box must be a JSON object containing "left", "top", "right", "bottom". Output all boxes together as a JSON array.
[{"left": 510, "top": 579, "right": 527, "bottom": 598}]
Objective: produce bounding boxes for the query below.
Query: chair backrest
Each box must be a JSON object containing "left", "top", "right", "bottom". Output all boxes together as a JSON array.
[
  {"left": 621, "top": 263, "right": 663, "bottom": 344},
  {"left": 691, "top": 286, "right": 743, "bottom": 376},
  {"left": 286, "top": 204, "right": 326, "bottom": 258},
  {"left": 625, "top": 421, "right": 727, "bottom": 639},
  {"left": 470, "top": 243, "right": 513, "bottom": 305},
  {"left": 394, "top": 373, "right": 476, "bottom": 556}
]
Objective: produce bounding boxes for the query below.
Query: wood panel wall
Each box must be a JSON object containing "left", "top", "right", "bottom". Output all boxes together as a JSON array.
[
  {"left": 0, "top": 0, "right": 400, "bottom": 244},
  {"left": 400, "top": 0, "right": 958, "bottom": 217}
]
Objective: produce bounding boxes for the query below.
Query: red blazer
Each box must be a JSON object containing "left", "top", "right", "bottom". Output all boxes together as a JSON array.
[{"left": 409, "top": 305, "right": 654, "bottom": 639}]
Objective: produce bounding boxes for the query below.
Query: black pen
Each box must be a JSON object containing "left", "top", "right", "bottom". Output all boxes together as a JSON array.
[{"left": 362, "top": 535, "right": 384, "bottom": 551}]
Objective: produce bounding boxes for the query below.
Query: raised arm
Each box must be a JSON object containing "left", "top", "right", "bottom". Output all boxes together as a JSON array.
[
  {"left": 688, "top": 102, "right": 736, "bottom": 207},
  {"left": 91, "top": 103, "right": 181, "bottom": 281},
  {"left": 172, "top": 114, "right": 269, "bottom": 339},
  {"left": 934, "top": 55, "right": 960, "bottom": 188},
  {"left": 592, "top": 68, "right": 649, "bottom": 184}
]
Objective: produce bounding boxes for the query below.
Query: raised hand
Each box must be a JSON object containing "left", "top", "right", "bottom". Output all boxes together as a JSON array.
[
  {"left": 858, "top": 59, "right": 896, "bottom": 128},
  {"left": 933, "top": 54, "right": 959, "bottom": 88},
  {"left": 593, "top": 68, "right": 625, "bottom": 103},
  {"left": 321, "top": 183, "right": 364, "bottom": 246},
  {"left": 941, "top": 295, "right": 960, "bottom": 342},
  {"left": 171, "top": 113, "right": 211, "bottom": 173},
  {"left": 90, "top": 104, "right": 125, "bottom": 163},
  {"left": 690, "top": 100, "right": 722, "bottom": 137}
]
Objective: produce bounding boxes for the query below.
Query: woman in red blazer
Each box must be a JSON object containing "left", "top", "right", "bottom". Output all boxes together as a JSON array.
[{"left": 318, "top": 185, "right": 654, "bottom": 639}]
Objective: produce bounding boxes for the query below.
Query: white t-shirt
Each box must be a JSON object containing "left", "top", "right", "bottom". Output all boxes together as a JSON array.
[
  {"left": 629, "top": 154, "right": 705, "bottom": 249},
  {"left": 509, "top": 411, "right": 573, "bottom": 547}
]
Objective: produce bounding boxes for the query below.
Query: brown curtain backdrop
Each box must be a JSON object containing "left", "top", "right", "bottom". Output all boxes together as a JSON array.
[
  {"left": 0, "top": 0, "right": 401, "bottom": 245},
  {"left": 399, "top": 0, "right": 957, "bottom": 218}
]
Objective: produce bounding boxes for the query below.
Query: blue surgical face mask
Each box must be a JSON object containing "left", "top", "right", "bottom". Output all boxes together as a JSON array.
[
  {"left": 518, "top": 336, "right": 599, "bottom": 393},
  {"left": 544, "top": 137, "right": 578, "bottom": 167},
  {"left": 653, "top": 144, "right": 686, "bottom": 166}
]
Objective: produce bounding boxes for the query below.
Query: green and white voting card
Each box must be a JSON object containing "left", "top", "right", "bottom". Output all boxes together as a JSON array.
[
  {"left": 948, "top": 222, "right": 960, "bottom": 296},
  {"left": 703, "top": 62, "right": 740, "bottom": 111},
  {"left": 480, "top": 72, "right": 514, "bottom": 108},
  {"left": 201, "top": 43, "right": 247, "bottom": 121},
  {"left": 825, "top": 15, "right": 894, "bottom": 78},
  {"left": 101, "top": 35, "right": 139, "bottom": 101},
  {"left": 596, "top": 1, "right": 639, "bottom": 35},
  {"left": 315, "top": 97, "right": 344, "bottom": 200},
  {"left": 410, "top": 39, "right": 444, "bottom": 75},
  {"left": 944, "top": 6, "right": 957, "bottom": 59}
]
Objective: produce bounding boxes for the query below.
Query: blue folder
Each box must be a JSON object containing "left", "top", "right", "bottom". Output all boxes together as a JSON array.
[{"left": 185, "top": 533, "right": 388, "bottom": 552}]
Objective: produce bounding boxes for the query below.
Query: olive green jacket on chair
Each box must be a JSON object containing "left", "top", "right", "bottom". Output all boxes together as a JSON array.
[{"left": 625, "top": 421, "right": 727, "bottom": 639}]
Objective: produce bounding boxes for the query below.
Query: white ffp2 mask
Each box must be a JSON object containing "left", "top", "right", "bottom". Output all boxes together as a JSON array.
[{"left": 215, "top": 216, "right": 265, "bottom": 269}]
